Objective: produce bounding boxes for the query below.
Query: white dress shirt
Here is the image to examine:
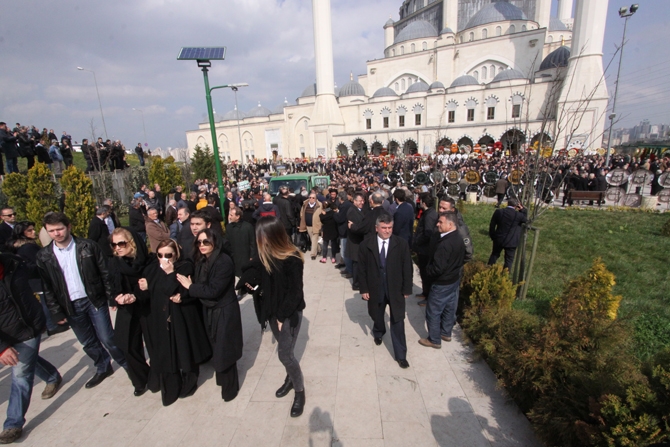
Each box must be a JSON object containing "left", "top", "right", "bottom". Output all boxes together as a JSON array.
[{"left": 52, "top": 238, "right": 87, "bottom": 301}]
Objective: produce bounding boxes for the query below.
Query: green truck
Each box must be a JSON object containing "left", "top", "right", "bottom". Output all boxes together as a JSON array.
[{"left": 268, "top": 173, "right": 330, "bottom": 196}]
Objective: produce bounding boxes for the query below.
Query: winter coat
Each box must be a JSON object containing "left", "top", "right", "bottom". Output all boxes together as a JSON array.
[
  {"left": 226, "top": 220, "right": 257, "bottom": 277},
  {"left": 298, "top": 200, "right": 323, "bottom": 234},
  {"left": 319, "top": 209, "right": 338, "bottom": 241}
]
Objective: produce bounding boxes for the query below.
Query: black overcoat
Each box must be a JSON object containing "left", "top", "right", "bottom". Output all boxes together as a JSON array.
[
  {"left": 141, "top": 259, "right": 212, "bottom": 374},
  {"left": 357, "top": 235, "right": 413, "bottom": 323},
  {"left": 346, "top": 206, "right": 365, "bottom": 262},
  {"left": 189, "top": 250, "right": 243, "bottom": 372},
  {"left": 488, "top": 207, "right": 527, "bottom": 248}
]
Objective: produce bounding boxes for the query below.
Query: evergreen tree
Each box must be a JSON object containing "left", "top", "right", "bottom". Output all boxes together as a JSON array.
[
  {"left": 190, "top": 145, "right": 216, "bottom": 181},
  {"left": 61, "top": 166, "right": 96, "bottom": 238},
  {"left": 0, "top": 173, "right": 28, "bottom": 219},
  {"left": 25, "top": 163, "right": 59, "bottom": 230}
]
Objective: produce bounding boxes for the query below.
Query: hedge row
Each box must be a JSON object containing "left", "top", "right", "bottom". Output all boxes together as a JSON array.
[{"left": 459, "top": 260, "right": 670, "bottom": 447}]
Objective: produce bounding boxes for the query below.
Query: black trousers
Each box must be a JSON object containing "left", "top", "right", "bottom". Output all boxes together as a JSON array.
[
  {"left": 371, "top": 295, "right": 407, "bottom": 361},
  {"left": 216, "top": 363, "right": 239, "bottom": 402},
  {"left": 488, "top": 242, "right": 516, "bottom": 272},
  {"left": 120, "top": 314, "right": 151, "bottom": 391},
  {"left": 158, "top": 365, "right": 199, "bottom": 407},
  {"left": 417, "top": 254, "right": 431, "bottom": 296}
]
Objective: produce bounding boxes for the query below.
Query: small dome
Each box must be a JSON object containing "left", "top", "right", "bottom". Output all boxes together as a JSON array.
[
  {"left": 385, "top": 18, "right": 394, "bottom": 27},
  {"left": 491, "top": 68, "right": 527, "bottom": 83},
  {"left": 429, "top": 81, "right": 445, "bottom": 90},
  {"left": 549, "top": 17, "right": 569, "bottom": 31},
  {"left": 222, "top": 108, "right": 246, "bottom": 121},
  {"left": 449, "top": 75, "right": 479, "bottom": 88},
  {"left": 339, "top": 80, "right": 366, "bottom": 97},
  {"left": 539, "top": 46, "right": 571, "bottom": 70},
  {"left": 440, "top": 27, "right": 454, "bottom": 35},
  {"left": 405, "top": 81, "right": 430, "bottom": 94},
  {"left": 372, "top": 87, "right": 399, "bottom": 98},
  {"left": 300, "top": 83, "right": 316, "bottom": 97},
  {"left": 394, "top": 20, "right": 438, "bottom": 44},
  {"left": 271, "top": 99, "right": 289, "bottom": 114},
  {"left": 247, "top": 103, "right": 272, "bottom": 118},
  {"left": 462, "top": 1, "right": 528, "bottom": 31}
]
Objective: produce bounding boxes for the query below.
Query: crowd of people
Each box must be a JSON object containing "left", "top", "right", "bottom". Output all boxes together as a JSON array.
[{"left": 0, "top": 148, "right": 667, "bottom": 443}]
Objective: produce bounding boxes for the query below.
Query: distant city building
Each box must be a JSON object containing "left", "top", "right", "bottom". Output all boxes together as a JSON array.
[
  {"left": 606, "top": 119, "right": 670, "bottom": 147},
  {"left": 186, "top": 0, "right": 609, "bottom": 163}
]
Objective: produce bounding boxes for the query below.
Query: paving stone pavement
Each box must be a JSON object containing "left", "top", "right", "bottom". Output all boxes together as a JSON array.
[{"left": 0, "top": 257, "right": 541, "bottom": 446}]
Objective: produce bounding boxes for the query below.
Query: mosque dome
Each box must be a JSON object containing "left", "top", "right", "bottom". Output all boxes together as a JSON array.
[
  {"left": 272, "top": 100, "right": 289, "bottom": 114},
  {"left": 449, "top": 75, "right": 479, "bottom": 88},
  {"left": 372, "top": 87, "right": 399, "bottom": 98},
  {"left": 247, "top": 103, "right": 272, "bottom": 118},
  {"left": 491, "top": 68, "right": 527, "bottom": 83},
  {"left": 429, "top": 81, "right": 445, "bottom": 90},
  {"left": 405, "top": 81, "right": 430, "bottom": 94},
  {"left": 222, "top": 108, "right": 247, "bottom": 121},
  {"left": 439, "top": 27, "right": 454, "bottom": 35},
  {"left": 549, "top": 17, "right": 569, "bottom": 31},
  {"left": 300, "top": 83, "right": 317, "bottom": 97},
  {"left": 339, "top": 80, "right": 366, "bottom": 97},
  {"left": 462, "top": 1, "right": 527, "bottom": 31},
  {"left": 539, "top": 46, "right": 571, "bottom": 71},
  {"left": 394, "top": 20, "right": 438, "bottom": 44},
  {"left": 385, "top": 18, "right": 394, "bottom": 27}
]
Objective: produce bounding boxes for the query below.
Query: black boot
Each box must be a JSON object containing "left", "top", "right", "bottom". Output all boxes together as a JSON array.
[
  {"left": 290, "top": 390, "right": 305, "bottom": 417},
  {"left": 275, "top": 375, "right": 293, "bottom": 398}
]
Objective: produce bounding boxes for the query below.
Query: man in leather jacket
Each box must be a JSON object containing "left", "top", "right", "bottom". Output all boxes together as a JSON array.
[{"left": 36, "top": 212, "right": 127, "bottom": 389}]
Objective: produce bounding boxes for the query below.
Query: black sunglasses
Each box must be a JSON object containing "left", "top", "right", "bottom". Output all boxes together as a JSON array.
[
  {"left": 2, "top": 213, "right": 16, "bottom": 217},
  {"left": 196, "top": 239, "right": 212, "bottom": 247},
  {"left": 110, "top": 241, "right": 128, "bottom": 248},
  {"left": 157, "top": 253, "right": 174, "bottom": 259}
]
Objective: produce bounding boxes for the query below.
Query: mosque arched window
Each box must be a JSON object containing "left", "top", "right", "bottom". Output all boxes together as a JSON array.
[
  {"left": 482, "top": 28, "right": 488, "bottom": 39},
  {"left": 395, "top": 82, "right": 399, "bottom": 92},
  {"left": 411, "top": 43, "right": 415, "bottom": 52},
  {"left": 521, "top": 25, "right": 527, "bottom": 31},
  {"left": 401, "top": 79, "right": 406, "bottom": 90},
  {"left": 401, "top": 45, "right": 405, "bottom": 55},
  {"left": 392, "top": 48, "right": 396, "bottom": 56},
  {"left": 548, "top": 35, "right": 553, "bottom": 43},
  {"left": 304, "top": 120, "right": 308, "bottom": 130},
  {"left": 495, "top": 26, "right": 502, "bottom": 36},
  {"left": 482, "top": 66, "right": 487, "bottom": 80},
  {"left": 509, "top": 24, "right": 516, "bottom": 34},
  {"left": 469, "top": 32, "right": 474, "bottom": 42},
  {"left": 299, "top": 134, "right": 304, "bottom": 144},
  {"left": 491, "top": 65, "right": 496, "bottom": 77},
  {"left": 422, "top": 41, "right": 427, "bottom": 50},
  {"left": 473, "top": 71, "right": 479, "bottom": 81}
]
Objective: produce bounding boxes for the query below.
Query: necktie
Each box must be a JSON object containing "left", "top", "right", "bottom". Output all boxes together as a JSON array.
[{"left": 380, "top": 240, "right": 386, "bottom": 269}]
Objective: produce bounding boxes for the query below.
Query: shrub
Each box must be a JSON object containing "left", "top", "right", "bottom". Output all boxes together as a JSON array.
[
  {"left": 0, "top": 173, "right": 28, "bottom": 219},
  {"left": 149, "top": 156, "right": 184, "bottom": 193},
  {"left": 190, "top": 144, "right": 216, "bottom": 181},
  {"left": 25, "top": 163, "right": 59, "bottom": 230},
  {"left": 61, "top": 166, "right": 96, "bottom": 238}
]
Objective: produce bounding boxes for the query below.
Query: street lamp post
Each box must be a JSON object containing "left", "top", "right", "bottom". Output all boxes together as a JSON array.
[
  {"left": 132, "top": 108, "right": 148, "bottom": 146},
  {"left": 231, "top": 86, "right": 246, "bottom": 166},
  {"left": 77, "top": 66, "right": 108, "bottom": 139},
  {"left": 605, "top": 4, "right": 638, "bottom": 166}
]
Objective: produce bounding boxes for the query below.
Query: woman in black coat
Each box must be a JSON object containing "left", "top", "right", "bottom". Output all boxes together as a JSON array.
[
  {"left": 239, "top": 216, "right": 306, "bottom": 417},
  {"left": 318, "top": 201, "right": 339, "bottom": 263},
  {"left": 177, "top": 228, "right": 243, "bottom": 401},
  {"left": 107, "top": 227, "right": 153, "bottom": 396},
  {"left": 139, "top": 239, "right": 211, "bottom": 406}
]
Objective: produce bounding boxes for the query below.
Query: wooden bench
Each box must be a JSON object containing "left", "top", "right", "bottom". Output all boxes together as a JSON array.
[{"left": 565, "top": 190, "right": 606, "bottom": 207}]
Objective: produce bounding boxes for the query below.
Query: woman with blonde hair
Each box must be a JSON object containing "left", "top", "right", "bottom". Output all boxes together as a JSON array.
[
  {"left": 107, "top": 227, "right": 153, "bottom": 396},
  {"left": 239, "top": 216, "right": 306, "bottom": 417},
  {"left": 139, "top": 239, "right": 211, "bottom": 406}
]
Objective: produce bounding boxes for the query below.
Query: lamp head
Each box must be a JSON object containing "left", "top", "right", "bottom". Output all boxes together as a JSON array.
[
  {"left": 618, "top": 7, "right": 628, "bottom": 16},
  {"left": 629, "top": 4, "right": 639, "bottom": 13},
  {"left": 77, "top": 67, "right": 84, "bottom": 70}
]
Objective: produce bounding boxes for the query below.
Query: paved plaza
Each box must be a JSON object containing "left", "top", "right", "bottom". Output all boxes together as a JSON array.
[{"left": 0, "top": 258, "right": 541, "bottom": 446}]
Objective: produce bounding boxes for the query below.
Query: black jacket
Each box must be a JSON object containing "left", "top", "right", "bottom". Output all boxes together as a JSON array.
[
  {"left": 226, "top": 220, "right": 256, "bottom": 277},
  {"left": 273, "top": 195, "right": 295, "bottom": 230},
  {"left": 319, "top": 209, "right": 339, "bottom": 241},
  {"left": 0, "top": 254, "right": 46, "bottom": 353},
  {"left": 36, "top": 237, "right": 112, "bottom": 322},
  {"left": 333, "top": 200, "right": 352, "bottom": 237},
  {"left": 346, "top": 206, "right": 366, "bottom": 262},
  {"left": 88, "top": 216, "right": 112, "bottom": 257},
  {"left": 0, "top": 222, "right": 13, "bottom": 248},
  {"left": 175, "top": 218, "right": 196, "bottom": 261},
  {"left": 392, "top": 201, "right": 414, "bottom": 246},
  {"left": 0, "top": 128, "right": 18, "bottom": 158},
  {"left": 353, "top": 206, "right": 390, "bottom": 240},
  {"left": 413, "top": 207, "right": 438, "bottom": 255},
  {"left": 129, "top": 206, "right": 146, "bottom": 233},
  {"left": 489, "top": 207, "right": 528, "bottom": 248},
  {"left": 426, "top": 231, "right": 465, "bottom": 285}
]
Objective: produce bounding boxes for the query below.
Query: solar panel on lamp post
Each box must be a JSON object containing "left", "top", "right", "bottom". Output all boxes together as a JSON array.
[{"left": 177, "top": 47, "right": 230, "bottom": 214}]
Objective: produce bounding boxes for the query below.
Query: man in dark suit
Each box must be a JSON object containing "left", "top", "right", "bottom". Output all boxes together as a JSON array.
[
  {"left": 487, "top": 198, "right": 527, "bottom": 271},
  {"left": 413, "top": 194, "right": 438, "bottom": 302},
  {"left": 87, "top": 206, "right": 112, "bottom": 258},
  {"left": 358, "top": 213, "right": 413, "bottom": 368},
  {"left": 0, "top": 207, "right": 17, "bottom": 247},
  {"left": 392, "top": 189, "right": 414, "bottom": 246},
  {"left": 333, "top": 191, "right": 352, "bottom": 273},
  {"left": 171, "top": 207, "right": 195, "bottom": 261},
  {"left": 346, "top": 193, "right": 366, "bottom": 290},
  {"left": 351, "top": 192, "right": 390, "bottom": 240}
]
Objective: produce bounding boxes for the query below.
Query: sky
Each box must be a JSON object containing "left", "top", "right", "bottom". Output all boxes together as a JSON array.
[{"left": 0, "top": 0, "right": 668, "bottom": 152}]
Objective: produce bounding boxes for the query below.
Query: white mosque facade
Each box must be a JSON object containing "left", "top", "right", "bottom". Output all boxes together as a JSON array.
[{"left": 185, "top": 0, "right": 609, "bottom": 162}]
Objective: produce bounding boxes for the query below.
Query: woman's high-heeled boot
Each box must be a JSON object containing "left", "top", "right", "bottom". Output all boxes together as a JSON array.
[{"left": 290, "top": 390, "right": 305, "bottom": 417}]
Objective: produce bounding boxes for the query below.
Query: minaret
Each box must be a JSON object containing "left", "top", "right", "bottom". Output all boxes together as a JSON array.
[
  {"left": 442, "top": 0, "right": 458, "bottom": 32},
  {"left": 534, "top": 0, "right": 552, "bottom": 30},
  {"left": 556, "top": 0, "right": 609, "bottom": 150},
  {"left": 310, "top": 0, "right": 343, "bottom": 127},
  {"left": 384, "top": 17, "right": 395, "bottom": 51},
  {"left": 557, "top": 0, "right": 573, "bottom": 22}
]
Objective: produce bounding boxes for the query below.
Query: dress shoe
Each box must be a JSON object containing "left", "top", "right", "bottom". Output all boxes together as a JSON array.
[
  {"left": 0, "top": 428, "right": 22, "bottom": 444},
  {"left": 397, "top": 359, "right": 410, "bottom": 369},
  {"left": 374, "top": 337, "right": 382, "bottom": 346},
  {"left": 41, "top": 374, "right": 62, "bottom": 399},
  {"left": 85, "top": 365, "right": 114, "bottom": 389},
  {"left": 415, "top": 294, "right": 426, "bottom": 299},
  {"left": 134, "top": 387, "right": 148, "bottom": 397},
  {"left": 335, "top": 263, "right": 345, "bottom": 269},
  {"left": 342, "top": 273, "right": 353, "bottom": 279},
  {"left": 417, "top": 300, "right": 427, "bottom": 307},
  {"left": 47, "top": 324, "right": 70, "bottom": 336},
  {"left": 290, "top": 390, "right": 305, "bottom": 417},
  {"left": 275, "top": 375, "right": 294, "bottom": 398},
  {"left": 441, "top": 335, "right": 452, "bottom": 342},
  {"left": 418, "top": 338, "right": 441, "bottom": 349}
]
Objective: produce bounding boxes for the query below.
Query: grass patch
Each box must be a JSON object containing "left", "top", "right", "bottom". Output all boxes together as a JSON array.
[{"left": 463, "top": 203, "right": 670, "bottom": 360}]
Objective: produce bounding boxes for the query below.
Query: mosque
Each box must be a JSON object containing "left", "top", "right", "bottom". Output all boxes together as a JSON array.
[{"left": 185, "top": 0, "right": 609, "bottom": 163}]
